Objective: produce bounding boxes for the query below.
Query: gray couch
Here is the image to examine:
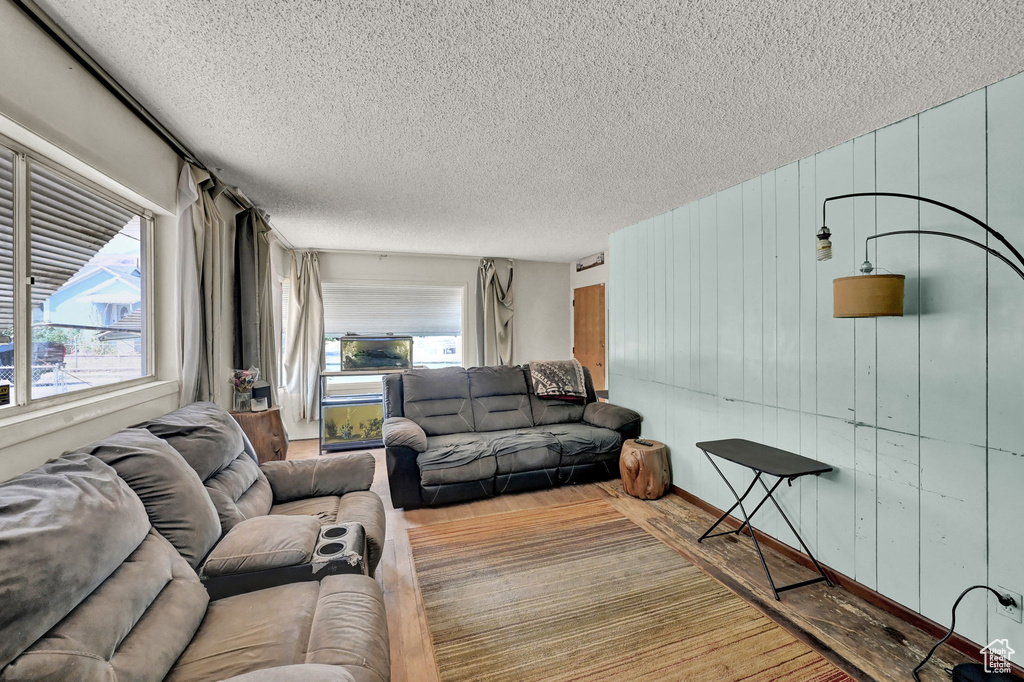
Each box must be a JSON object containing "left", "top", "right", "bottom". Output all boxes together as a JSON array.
[
  {"left": 0, "top": 402, "right": 391, "bottom": 681},
  {"left": 382, "top": 365, "right": 642, "bottom": 509}
]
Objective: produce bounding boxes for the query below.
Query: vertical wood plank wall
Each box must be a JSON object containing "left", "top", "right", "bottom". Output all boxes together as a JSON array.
[{"left": 607, "top": 72, "right": 1024, "bottom": 648}]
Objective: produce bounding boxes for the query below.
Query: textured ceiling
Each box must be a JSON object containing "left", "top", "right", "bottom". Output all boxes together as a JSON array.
[{"left": 33, "top": 0, "right": 1024, "bottom": 262}]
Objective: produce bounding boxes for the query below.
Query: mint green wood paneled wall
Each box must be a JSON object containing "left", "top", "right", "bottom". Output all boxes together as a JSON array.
[{"left": 607, "top": 71, "right": 1024, "bottom": 648}]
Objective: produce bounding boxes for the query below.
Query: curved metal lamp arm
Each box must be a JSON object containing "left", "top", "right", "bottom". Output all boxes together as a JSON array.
[
  {"left": 822, "top": 192, "right": 1024, "bottom": 273},
  {"left": 867, "top": 230, "right": 1024, "bottom": 282}
]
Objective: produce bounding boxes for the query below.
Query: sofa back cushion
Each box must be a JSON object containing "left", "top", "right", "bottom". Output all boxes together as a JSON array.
[
  {"left": 526, "top": 366, "right": 596, "bottom": 425},
  {"left": 382, "top": 374, "right": 404, "bottom": 419},
  {"left": 70, "top": 428, "right": 222, "bottom": 569},
  {"left": 136, "top": 402, "right": 273, "bottom": 532},
  {"left": 0, "top": 453, "right": 207, "bottom": 680},
  {"left": 402, "top": 367, "right": 475, "bottom": 436},
  {"left": 468, "top": 366, "right": 534, "bottom": 432}
]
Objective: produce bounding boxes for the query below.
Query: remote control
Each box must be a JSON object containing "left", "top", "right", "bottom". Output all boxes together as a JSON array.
[{"left": 635, "top": 439, "right": 653, "bottom": 446}]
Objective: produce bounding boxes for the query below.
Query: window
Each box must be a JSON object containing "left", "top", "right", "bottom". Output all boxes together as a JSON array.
[
  {"left": 280, "top": 281, "right": 464, "bottom": 383},
  {"left": 0, "top": 140, "right": 151, "bottom": 410},
  {"left": 321, "top": 282, "right": 463, "bottom": 371}
]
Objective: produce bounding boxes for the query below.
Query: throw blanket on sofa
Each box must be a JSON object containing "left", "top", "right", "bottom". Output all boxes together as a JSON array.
[{"left": 527, "top": 359, "right": 587, "bottom": 400}]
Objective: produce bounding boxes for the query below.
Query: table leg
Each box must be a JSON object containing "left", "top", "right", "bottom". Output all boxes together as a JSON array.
[
  {"left": 758, "top": 477, "right": 835, "bottom": 589},
  {"left": 698, "top": 467, "right": 762, "bottom": 542},
  {"left": 700, "top": 451, "right": 782, "bottom": 600}
]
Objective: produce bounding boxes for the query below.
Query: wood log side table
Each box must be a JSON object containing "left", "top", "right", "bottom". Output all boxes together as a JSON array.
[
  {"left": 619, "top": 439, "right": 670, "bottom": 499},
  {"left": 229, "top": 406, "right": 289, "bottom": 464}
]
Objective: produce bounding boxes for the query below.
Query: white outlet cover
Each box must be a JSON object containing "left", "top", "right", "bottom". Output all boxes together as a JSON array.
[{"left": 997, "top": 587, "right": 1023, "bottom": 624}]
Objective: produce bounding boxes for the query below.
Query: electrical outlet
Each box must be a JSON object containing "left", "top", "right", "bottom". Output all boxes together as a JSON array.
[{"left": 997, "top": 587, "right": 1023, "bottom": 623}]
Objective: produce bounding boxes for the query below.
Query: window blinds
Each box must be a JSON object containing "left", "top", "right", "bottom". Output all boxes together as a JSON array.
[
  {"left": 0, "top": 150, "right": 13, "bottom": 328},
  {"left": 282, "top": 280, "right": 463, "bottom": 336},
  {"left": 29, "top": 163, "right": 136, "bottom": 311}
]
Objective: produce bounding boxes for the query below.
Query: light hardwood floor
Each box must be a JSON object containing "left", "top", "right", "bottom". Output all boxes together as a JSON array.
[{"left": 290, "top": 440, "right": 970, "bottom": 682}]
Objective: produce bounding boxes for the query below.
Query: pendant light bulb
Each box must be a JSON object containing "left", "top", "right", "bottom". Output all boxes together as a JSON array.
[{"left": 816, "top": 226, "right": 832, "bottom": 261}]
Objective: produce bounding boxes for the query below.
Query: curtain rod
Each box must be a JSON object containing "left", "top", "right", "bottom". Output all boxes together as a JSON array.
[
  {"left": 11, "top": 0, "right": 202, "bottom": 167},
  {"left": 11, "top": 0, "right": 288, "bottom": 244}
]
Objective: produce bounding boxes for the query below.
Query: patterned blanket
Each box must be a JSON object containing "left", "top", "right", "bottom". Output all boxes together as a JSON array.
[{"left": 528, "top": 359, "right": 587, "bottom": 399}]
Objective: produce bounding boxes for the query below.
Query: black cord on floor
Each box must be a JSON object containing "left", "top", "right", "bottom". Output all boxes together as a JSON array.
[{"left": 913, "top": 585, "right": 1015, "bottom": 681}]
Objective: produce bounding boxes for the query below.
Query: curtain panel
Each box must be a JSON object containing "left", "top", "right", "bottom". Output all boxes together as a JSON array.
[
  {"left": 477, "top": 258, "right": 514, "bottom": 366},
  {"left": 284, "top": 251, "right": 324, "bottom": 421},
  {"left": 233, "top": 208, "right": 279, "bottom": 406},
  {"left": 177, "top": 164, "right": 233, "bottom": 406},
  {"left": 256, "top": 223, "right": 280, "bottom": 407}
]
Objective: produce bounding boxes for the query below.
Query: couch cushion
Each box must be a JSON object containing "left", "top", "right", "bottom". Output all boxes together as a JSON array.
[
  {"left": 488, "top": 429, "right": 560, "bottom": 474},
  {"left": 4, "top": 529, "right": 209, "bottom": 681},
  {"left": 401, "top": 367, "right": 474, "bottom": 435},
  {"left": 525, "top": 365, "right": 596, "bottom": 425},
  {"left": 70, "top": 428, "right": 221, "bottom": 569},
  {"left": 468, "top": 365, "right": 534, "bottom": 432},
  {"left": 137, "top": 402, "right": 273, "bottom": 532},
  {"left": 419, "top": 456, "right": 498, "bottom": 486},
  {"left": 417, "top": 428, "right": 562, "bottom": 481},
  {"left": 223, "top": 665, "right": 358, "bottom": 682},
  {"left": 545, "top": 423, "right": 623, "bottom": 464},
  {"left": 0, "top": 453, "right": 154, "bottom": 671},
  {"left": 201, "top": 515, "right": 320, "bottom": 578},
  {"left": 528, "top": 395, "right": 585, "bottom": 426},
  {"left": 417, "top": 432, "right": 494, "bottom": 485},
  {"left": 382, "top": 373, "right": 404, "bottom": 419},
  {"left": 205, "top": 454, "right": 275, "bottom": 532},
  {"left": 270, "top": 493, "right": 386, "bottom": 575},
  {"left": 167, "top": 575, "right": 389, "bottom": 682},
  {"left": 135, "top": 402, "right": 255, "bottom": 480}
]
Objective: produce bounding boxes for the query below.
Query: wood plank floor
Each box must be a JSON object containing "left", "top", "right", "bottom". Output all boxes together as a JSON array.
[{"left": 290, "top": 441, "right": 970, "bottom": 682}]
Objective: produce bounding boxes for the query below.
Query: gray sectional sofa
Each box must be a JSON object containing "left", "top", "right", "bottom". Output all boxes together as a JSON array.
[
  {"left": 382, "top": 365, "right": 642, "bottom": 509},
  {"left": 0, "top": 402, "right": 390, "bottom": 682}
]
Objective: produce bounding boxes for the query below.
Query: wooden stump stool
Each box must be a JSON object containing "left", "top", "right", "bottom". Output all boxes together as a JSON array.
[{"left": 619, "top": 439, "right": 670, "bottom": 500}]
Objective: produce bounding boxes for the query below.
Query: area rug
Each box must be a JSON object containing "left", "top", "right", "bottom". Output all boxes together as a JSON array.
[{"left": 408, "top": 498, "right": 853, "bottom": 682}]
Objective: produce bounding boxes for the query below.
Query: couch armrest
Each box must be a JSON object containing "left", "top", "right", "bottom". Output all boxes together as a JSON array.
[
  {"left": 386, "top": 445, "right": 423, "bottom": 510},
  {"left": 261, "top": 453, "right": 375, "bottom": 504},
  {"left": 200, "top": 515, "right": 320, "bottom": 578},
  {"left": 222, "top": 664, "right": 357, "bottom": 682},
  {"left": 582, "top": 402, "right": 642, "bottom": 432},
  {"left": 382, "top": 417, "right": 427, "bottom": 452}
]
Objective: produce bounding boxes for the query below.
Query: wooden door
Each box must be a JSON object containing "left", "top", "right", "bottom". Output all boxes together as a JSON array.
[{"left": 573, "top": 283, "right": 606, "bottom": 391}]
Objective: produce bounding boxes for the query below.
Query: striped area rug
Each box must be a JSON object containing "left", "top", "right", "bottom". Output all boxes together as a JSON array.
[{"left": 409, "top": 498, "right": 852, "bottom": 682}]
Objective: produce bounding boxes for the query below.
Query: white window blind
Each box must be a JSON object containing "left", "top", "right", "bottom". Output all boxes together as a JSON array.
[
  {"left": 283, "top": 281, "right": 463, "bottom": 336},
  {"left": 323, "top": 283, "right": 462, "bottom": 335}
]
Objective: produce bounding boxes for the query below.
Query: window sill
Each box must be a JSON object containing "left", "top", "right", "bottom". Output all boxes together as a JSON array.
[{"left": 0, "top": 379, "right": 178, "bottom": 450}]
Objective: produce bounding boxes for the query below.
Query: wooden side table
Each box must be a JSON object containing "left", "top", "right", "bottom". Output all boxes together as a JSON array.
[
  {"left": 230, "top": 406, "right": 289, "bottom": 464},
  {"left": 619, "top": 439, "right": 670, "bottom": 499}
]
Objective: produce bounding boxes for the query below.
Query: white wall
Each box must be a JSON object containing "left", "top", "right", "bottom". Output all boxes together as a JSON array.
[
  {"left": 279, "top": 250, "right": 570, "bottom": 438},
  {"left": 510, "top": 259, "right": 571, "bottom": 365},
  {"left": 0, "top": 0, "right": 181, "bottom": 481},
  {"left": 608, "top": 72, "right": 1024, "bottom": 650},
  {"left": 0, "top": 0, "right": 179, "bottom": 213}
]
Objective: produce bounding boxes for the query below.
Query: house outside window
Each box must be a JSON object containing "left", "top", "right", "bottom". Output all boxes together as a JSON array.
[{"left": 0, "top": 141, "right": 151, "bottom": 409}]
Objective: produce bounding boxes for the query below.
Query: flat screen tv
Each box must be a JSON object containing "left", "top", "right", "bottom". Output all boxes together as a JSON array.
[{"left": 339, "top": 335, "right": 413, "bottom": 373}]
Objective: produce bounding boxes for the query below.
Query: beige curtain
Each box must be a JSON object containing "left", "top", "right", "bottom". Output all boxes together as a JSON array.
[
  {"left": 177, "top": 164, "right": 232, "bottom": 406},
  {"left": 284, "top": 251, "right": 324, "bottom": 421},
  {"left": 478, "top": 258, "right": 514, "bottom": 366}
]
